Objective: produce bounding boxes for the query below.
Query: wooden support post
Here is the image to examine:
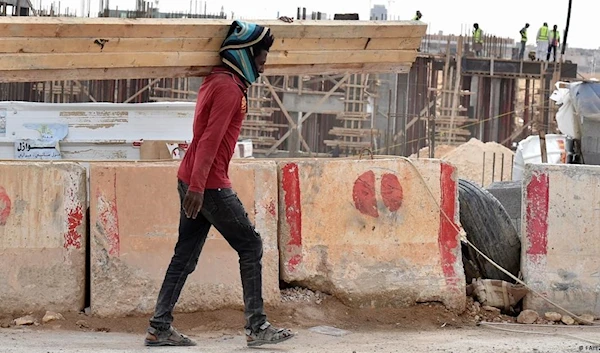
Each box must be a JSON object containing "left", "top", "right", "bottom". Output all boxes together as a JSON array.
[
  {"left": 262, "top": 76, "right": 311, "bottom": 153},
  {"left": 123, "top": 78, "right": 160, "bottom": 103},
  {"left": 266, "top": 73, "right": 350, "bottom": 156},
  {"left": 448, "top": 36, "right": 463, "bottom": 144}
]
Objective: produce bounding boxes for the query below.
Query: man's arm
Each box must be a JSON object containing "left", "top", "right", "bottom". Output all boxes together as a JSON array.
[{"left": 189, "top": 83, "right": 241, "bottom": 193}]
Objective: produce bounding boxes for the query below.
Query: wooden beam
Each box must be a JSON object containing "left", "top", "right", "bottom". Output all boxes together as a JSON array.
[
  {"left": 0, "top": 63, "right": 412, "bottom": 83},
  {"left": 0, "top": 50, "right": 417, "bottom": 71},
  {"left": 0, "top": 18, "right": 427, "bottom": 39},
  {"left": 0, "top": 37, "right": 423, "bottom": 54},
  {"left": 0, "top": 18, "right": 425, "bottom": 80}
]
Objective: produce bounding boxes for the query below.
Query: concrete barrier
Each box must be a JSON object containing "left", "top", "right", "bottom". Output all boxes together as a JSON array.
[
  {"left": 278, "top": 158, "right": 465, "bottom": 311},
  {"left": 89, "top": 161, "right": 280, "bottom": 317},
  {"left": 522, "top": 164, "right": 600, "bottom": 317},
  {"left": 0, "top": 162, "right": 86, "bottom": 314}
]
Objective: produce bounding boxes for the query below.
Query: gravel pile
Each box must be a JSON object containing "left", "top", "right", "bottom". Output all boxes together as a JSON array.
[{"left": 281, "top": 287, "right": 327, "bottom": 304}]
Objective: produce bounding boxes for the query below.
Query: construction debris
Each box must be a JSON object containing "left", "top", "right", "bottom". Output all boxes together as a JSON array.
[
  {"left": 561, "top": 315, "right": 575, "bottom": 325},
  {"left": 13, "top": 315, "right": 36, "bottom": 326},
  {"left": 411, "top": 139, "right": 515, "bottom": 186},
  {"left": 281, "top": 287, "right": 327, "bottom": 305},
  {"left": 410, "top": 144, "right": 457, "bottom": 159},
  {"left": 75, "top": 320, "right": 90, "bottom": 329},
  {"left": 517, "top": 310, "right": 539, "bottom": 324},
  {"left": 470, "top": 279, "right": 528, "bottom": 312},
  {"left": 544, "top": 312, "right": 562, "bottom": 322},
  {"left": 442, "top": 138, "right": 514, "bottom": 186},
  {"left": 42, "top": 311, "right": 65, "bottom": 323},
  {"left": 577, "top": 314, "right": 595, "bottom": 325}
]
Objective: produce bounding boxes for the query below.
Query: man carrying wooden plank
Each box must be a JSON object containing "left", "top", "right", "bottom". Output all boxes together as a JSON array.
[{"left": 145, "top": 18, "right": 295, "bottom": 348}]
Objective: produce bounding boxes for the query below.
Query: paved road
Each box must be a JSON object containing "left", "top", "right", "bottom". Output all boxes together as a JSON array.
[{"left": 2, "top": 325, "right": 600, "bottom": 353}]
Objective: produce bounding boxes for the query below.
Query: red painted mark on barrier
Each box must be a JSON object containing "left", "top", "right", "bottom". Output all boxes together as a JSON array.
[
  {"left": 381, "top": 173, "right": 403, "bottom": 212},
  {"left": 287, "top": 255, "right": 302, "bottom": 272},
  {"left": 64, "top": 204, "right": 83, "bottom": 249},
  {"left": 267, "top": 200, "right": 276, "bottom": 217},
  {"left": 0, "top": 186, "right": 11, "bottom": 226},
  {"left": 526, "top": 172, "right": 549, "bottom": 257},
  {"left": 439, "top": 163, "right": 459, "bottom": 286},
  {"left": 282, "top": 163, "right": 302, "bottom": 271},
  {"left": 353, "top": 170, "right": 379, "bottom": 218},
  {"left": 97, "top": 184, "right": 120, "bottom": 257}
]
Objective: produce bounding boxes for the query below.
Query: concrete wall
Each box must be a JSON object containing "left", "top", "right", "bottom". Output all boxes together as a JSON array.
[
  {"left": 278, "top": 158, "right": 465, "bottom": 312},
  {"left": 89, "top": 161, "right": 280, "bottom": 317},
  {"left": 522, "top": 164, "right": 600, "bottom": 316},
  {"left": 0, "top": 162, "right": 87, "bottom": 314}
]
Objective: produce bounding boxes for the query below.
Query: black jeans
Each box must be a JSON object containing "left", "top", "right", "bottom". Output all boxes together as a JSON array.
[
  {"left": 547, "top": 44, "right": 558, "bottom": 62},
  {"left": 149, "top": 179, "right": 266, "bottom": 333}
]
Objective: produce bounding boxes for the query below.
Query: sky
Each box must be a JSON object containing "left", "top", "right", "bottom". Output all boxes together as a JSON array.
[{"left": 35, "top": 0, "right": 596, "bottom": 49}]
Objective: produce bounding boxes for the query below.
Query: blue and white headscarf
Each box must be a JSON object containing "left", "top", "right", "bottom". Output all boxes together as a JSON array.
[{"left": 219, "top": 20, "right": 271, "bottom": 87}]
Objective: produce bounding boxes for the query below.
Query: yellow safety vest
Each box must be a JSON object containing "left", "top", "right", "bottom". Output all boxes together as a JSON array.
[
  {"left": 520, "top": 28, "right": 527, "bottom": 42},
  {"left": 538, "top": 26, "right": 548, "bottom": 41},
  {"left": 412, "top": 15, "right": 421, "bottom": 20},
  {"left": 473, "top": 28, "right": 483, "bottom": 43}
]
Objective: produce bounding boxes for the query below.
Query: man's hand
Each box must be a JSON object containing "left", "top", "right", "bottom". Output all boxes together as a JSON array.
[
  {"left": 182, "top": 190, "right": 204, "bottom": 219},
  {"left": 279, "top": 16, "right": 293, "bottom": 23}
]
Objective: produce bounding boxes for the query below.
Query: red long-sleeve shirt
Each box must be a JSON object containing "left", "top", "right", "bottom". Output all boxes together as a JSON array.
[{"left": 177, "top": 67, "right": 247, "bottom": 193}]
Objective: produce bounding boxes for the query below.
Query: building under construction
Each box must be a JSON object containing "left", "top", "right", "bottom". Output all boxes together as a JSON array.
[{"left": 0, "top": 4, "right": 579, "bottom": 158}]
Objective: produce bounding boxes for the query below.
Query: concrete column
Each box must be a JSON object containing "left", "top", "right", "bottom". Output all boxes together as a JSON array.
[
  {"left": 489, "top": 78, "right": 502, "bottom": 142},
  {"left": 470, "top": 76, "right": 484, "bottom": 140},
  {"left": 288, "top": 112, "right": 302, "bottom": 157}
]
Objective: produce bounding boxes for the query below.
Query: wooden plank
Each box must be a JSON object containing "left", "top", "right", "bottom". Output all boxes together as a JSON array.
[
  {"left": 0, "top": 63, "right": 412, "bottom": 83},
  {"left": 0, "top": 37, "right": 424, "bottom": 54},
  {"left": 323, "top": 140, "right": 371, "bottom": 148},
  {"left": 0, "top": 50, "right": 417, "bottom": 71},
  {"left": 0, "top": 18, "right": 427, "bottom": 39}
]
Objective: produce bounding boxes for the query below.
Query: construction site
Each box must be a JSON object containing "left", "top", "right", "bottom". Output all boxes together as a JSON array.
[{"left": 1, "top": 1, "right": 600, "bottom": 352}]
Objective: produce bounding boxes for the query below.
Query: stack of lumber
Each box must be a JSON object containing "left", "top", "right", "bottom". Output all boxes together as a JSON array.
[{"left": 0, "top": 18, "right": 426, "bottom": 82}]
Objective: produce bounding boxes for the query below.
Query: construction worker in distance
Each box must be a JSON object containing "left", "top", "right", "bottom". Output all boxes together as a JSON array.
[
  {"left": 519, "top": 23, "right": 530, "bottom": 60},
  {"left": 536, "top": 22, "right": 549, "bottom": 61},
  {"left": 473, "top": 23, "right": 483, "bottom": 57},
  {"left": 547, "top": 24, "right": 561, "bottom": 62},
  {"left": 412, "top": 10, "right": 422, "bottom": 21}
]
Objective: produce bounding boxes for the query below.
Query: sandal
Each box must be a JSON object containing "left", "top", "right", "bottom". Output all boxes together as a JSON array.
[
  {"left": 246, "top": 322, "right": 295, "bottom": 347},
  {"left": 144, "top": 326, "right": 197, "bottom": 347}
]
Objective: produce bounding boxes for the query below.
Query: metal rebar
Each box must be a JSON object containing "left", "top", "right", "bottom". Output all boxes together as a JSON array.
[
  {"left": 500, "top": 153, "right": 505, "bottom": 181},
  {"left": 482, "top": 151, "right": 486, "bottom": 186},
  {"left": 492, "top": 152, "right": 496, "bottom": 183},
  {"left": 511, "top": 154, "right": 515, "bottom": 180}
]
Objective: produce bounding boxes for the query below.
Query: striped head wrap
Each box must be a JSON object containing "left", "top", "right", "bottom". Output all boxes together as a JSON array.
[{"left": 219, "top": 20, "right": 271, "bottom": 87}]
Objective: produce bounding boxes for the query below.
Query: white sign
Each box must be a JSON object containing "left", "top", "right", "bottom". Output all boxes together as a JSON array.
[
  {"left": 15, "top": 139, "right": 62, "bottom": 160},
  {"left": 13, "top": 123, "right": 68, "bottom": 160}
]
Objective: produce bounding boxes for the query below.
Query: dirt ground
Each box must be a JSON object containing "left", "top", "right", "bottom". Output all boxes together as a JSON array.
[
  {"left": 0, "top": 295, "right": 517, "bottom": 335},
  {"left": 1, "top": 294, "right": 599, "bottom": 353}
]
